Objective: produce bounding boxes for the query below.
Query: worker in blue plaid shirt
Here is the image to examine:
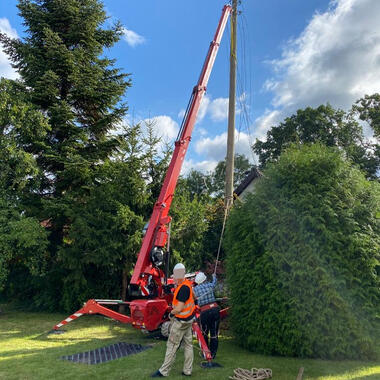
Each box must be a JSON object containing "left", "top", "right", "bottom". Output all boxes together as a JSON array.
[{"left": 193, "top": 272, "right": 220, "bottom": 359}]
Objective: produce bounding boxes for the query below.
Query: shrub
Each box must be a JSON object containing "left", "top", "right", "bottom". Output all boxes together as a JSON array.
[{"left": 225, "top": 144, "right": 380, "bottom": 360}]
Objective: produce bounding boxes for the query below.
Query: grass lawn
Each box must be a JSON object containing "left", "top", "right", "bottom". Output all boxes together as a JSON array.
[{"left": 0, "top": 304, "right": 379, "bottom": 380}]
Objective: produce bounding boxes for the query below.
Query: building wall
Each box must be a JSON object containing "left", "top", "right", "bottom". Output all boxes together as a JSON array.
[{"left": 237, "top": 178, "right": 260, "bottom": 201}]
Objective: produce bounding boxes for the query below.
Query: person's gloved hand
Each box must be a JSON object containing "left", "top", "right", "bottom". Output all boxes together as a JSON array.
[{"left": 168, "top": 312, "right": 174, "bottom": 321}]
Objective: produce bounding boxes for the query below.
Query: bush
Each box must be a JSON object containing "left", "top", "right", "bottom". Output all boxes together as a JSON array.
[
  {"left": 225, "top": 144, "right": 380, "bottom": 360},
  {"left": 0, "top": 199, "right": 48, "bottom": 291}
]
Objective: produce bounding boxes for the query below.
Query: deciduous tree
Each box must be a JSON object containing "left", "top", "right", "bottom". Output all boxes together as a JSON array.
[{"left": 253, "top": 104, "right": 378, "bottom": 178}]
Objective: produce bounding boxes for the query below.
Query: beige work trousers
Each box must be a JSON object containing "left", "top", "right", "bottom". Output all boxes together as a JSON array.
[{"left": 159, "top": 318, "right": 194, "bottom": 376}]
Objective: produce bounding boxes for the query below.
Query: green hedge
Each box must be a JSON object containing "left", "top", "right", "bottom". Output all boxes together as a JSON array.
[{"left": 225, "top": 144, "right": 380, "bottom": 360}]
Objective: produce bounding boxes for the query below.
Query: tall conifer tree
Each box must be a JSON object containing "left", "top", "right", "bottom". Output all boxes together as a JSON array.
[
  {"left": 0, "top": 0, "right": 129, "bottom": 243},
  {"left": 0, "top": 0, "right": 132, "bottom": 309}
]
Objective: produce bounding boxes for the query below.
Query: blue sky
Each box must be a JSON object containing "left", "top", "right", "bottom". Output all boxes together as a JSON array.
[{"left": 1, "top": 0, "right": 379, "bottom": 173}]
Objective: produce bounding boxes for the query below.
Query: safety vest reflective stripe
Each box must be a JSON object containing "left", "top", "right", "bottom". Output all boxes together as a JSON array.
[
  {"left": 173, "top": 279, "right": 195, "bottom": 319},
  {"left": 177, "top": 302, "right": 194, "bottom": 316}
]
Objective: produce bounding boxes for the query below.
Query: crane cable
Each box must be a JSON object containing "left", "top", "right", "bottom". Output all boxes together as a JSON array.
[{"left": 214, "top": 203, "right": 229, "bottom": 275}]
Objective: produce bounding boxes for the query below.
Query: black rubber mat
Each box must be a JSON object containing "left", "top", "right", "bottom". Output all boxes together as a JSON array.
[{"left": 61, "top": 342, "right": 151, "bottom": 364}]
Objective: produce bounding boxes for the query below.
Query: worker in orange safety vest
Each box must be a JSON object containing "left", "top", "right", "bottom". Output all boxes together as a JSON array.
[{"left": 151, "top": 263, "right": 196, "bottom": 377}]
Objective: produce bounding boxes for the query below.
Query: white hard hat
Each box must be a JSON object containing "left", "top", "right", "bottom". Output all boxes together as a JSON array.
[
  {"left": 173, "top": 263, "right": 186, "bottom": 279},
  {"left": 195, "top": 272, "right": 207, "bottom": 285}
]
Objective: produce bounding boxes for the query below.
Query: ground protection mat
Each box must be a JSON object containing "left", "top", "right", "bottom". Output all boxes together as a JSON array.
[{"left": 61, "top": 342, "right": 152, "bottom": 364}]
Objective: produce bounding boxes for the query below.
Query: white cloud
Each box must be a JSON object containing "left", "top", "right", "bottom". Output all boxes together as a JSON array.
[
  {"left": 198, "top": 127, "right": 208, "bottom": 136},
  {"left": 256, "top": 0, "right": 380, "bottom": 139},
  {"left": 141, "top": 114, "right": 219, "bottom": 175},
  {"left": 0, "top": 18, "right": 18, "bottom": 79},
  {"left": 122, "top": 27, "right": 145, "bottom": 47},
  {"left": 141, "top": 115, "right": 219, "bottom": 175},
  {"left": 0, "top": 18, "right": 17, "bottom": 39},
  {"left": 254, "top": 110, "right": 282, "bottom": 141},
  {"left": 195, "top": 129, "right": 253, "bottom": 162},
  {"left": 195, "top": 133, "right": 226, "bottom": 160},
  {"left": 179, "top": 94, "right": 228, "bottom": 124},
  {"left": 196, "top": 95, "right": 242, "bottom": 123},
  {"left": 178, "top": 95, "right": 211, "bottom": 124},
  {"left": 181, "top": 159, "right": 218, "bottom": 175},
  {"left": 143, "top": 115, "right": 179, "bottom": 141},
  {"left": 208, "top": 97, "right": 229, "bottom": 121},
  {"left": 197, "top": 95, "right": 210, "bottom": 122},
  {"left": 178, "top": 109, "right": 186, "bottom": 119}
]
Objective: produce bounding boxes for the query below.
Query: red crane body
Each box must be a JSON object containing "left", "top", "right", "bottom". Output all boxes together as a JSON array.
[{"left": 53, "top": 4, "right": 232, "bottom": 364}]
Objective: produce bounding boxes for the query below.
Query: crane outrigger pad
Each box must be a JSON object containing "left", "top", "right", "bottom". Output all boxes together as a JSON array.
[{"left": 61, "top": 342, "right": 152, "bottom": 364}]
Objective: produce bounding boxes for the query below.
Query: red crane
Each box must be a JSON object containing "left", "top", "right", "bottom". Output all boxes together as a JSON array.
[{"left": 52, "top": 4, "right": 232, "bottom": 364}]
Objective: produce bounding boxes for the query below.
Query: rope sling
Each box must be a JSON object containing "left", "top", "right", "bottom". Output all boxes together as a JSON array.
[{"left": 229, "top": 368, "right": 272, "bottom": 380}]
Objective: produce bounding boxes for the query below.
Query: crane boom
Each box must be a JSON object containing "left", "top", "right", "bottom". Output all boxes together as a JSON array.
[{"left": 130, "top": 5, "right": 232, "bottom": 293}]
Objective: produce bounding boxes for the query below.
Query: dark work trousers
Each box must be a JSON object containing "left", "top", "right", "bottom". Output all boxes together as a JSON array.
[{"left": 199, "top": 306, "right": 220, "bottom": 359}]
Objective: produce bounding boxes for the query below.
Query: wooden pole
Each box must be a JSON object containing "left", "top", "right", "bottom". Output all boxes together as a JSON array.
[
  {"left": 225, "top": 0, "right": 238, "bottom": 210},
  {"left": 296, "top": 367, "right": 304, "bottom": 380}
]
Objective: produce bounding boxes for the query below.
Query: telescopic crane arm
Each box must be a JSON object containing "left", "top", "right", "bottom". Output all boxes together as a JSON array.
[{"left": 130, "top": 5, "right": 232, "bottom": 295}]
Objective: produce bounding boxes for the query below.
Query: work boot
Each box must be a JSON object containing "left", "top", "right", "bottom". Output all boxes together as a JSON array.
[{"left": 151, "top": 370, "right": 164, "bottom": 377}]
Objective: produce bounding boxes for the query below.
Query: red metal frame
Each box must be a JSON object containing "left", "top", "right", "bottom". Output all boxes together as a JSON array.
[
  {"left": 53, "top": 4, "right": 232, "bottom": 365},
  {"left": 193, "top": 318, "right": 213, "bottom": 361}
]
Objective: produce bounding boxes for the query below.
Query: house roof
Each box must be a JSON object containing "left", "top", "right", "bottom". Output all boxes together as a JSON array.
[{"left": 234, "top": 166, "right": 262, "bottom": 196}]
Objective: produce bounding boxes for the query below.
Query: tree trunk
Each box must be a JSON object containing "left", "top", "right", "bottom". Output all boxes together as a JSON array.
[{"left": 119, "top": 269, "right": 129, "bottom": 314}]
